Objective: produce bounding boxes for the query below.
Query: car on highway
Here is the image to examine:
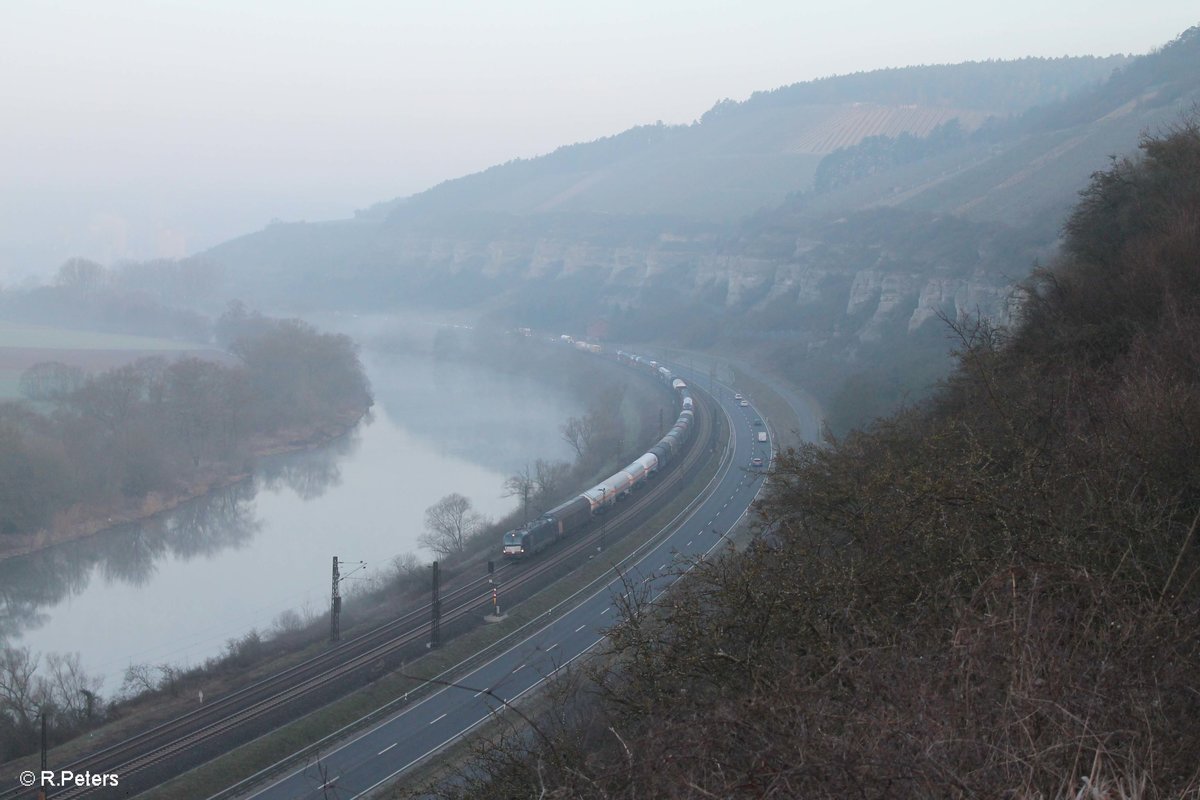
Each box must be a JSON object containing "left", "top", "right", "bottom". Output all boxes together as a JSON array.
[
  {"left": 739, "top": 399, "right": 749, "bottom": 407},
  {"left": 734, "top": 393, "right": 743, "bottom": 401},
  {"left": 751, "top": 456, "right": 764, "bottom": 468},
  {"left": 752, "top": 418, "right": 763, "bottom": 426}
]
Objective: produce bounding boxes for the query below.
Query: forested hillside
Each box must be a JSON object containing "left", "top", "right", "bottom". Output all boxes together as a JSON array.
[
  {"left": 199, "top": 28, "right": 1199, "bottom": 435},
  {"left": 432, "top": 119, "right": 1200, "bottom": 800},
  {"left": 365, "top": 55, "right": 1124, "bottom": 223},
  {"left": 206, "top": 52, "right": 1134, "bottom": 300}
]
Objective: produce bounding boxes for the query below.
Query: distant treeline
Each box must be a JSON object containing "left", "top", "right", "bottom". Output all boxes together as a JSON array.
[
  {"left": 0, "top": 256, "right": 222, "bottom": 341},
  {"left": 730, "top": 55, "right": 1130, "bottom": 115},
  {"left": 0, "top": 311, "right": 371, "bottom": 536}
]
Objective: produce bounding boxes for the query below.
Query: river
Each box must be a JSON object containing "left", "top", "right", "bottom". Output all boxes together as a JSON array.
[{"left": 0, "top": 348, "right": 580, "bottom": 694}]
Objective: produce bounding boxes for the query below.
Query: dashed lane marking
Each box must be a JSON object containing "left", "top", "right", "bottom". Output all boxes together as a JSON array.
[
  {"left": 575, "top": 624, "right": 586, "bottom": 633},
  {"left": 547, "top": 643, "right": 558, "bottom": 652},
  {"left": 430, "top": 713, "right": 447, "bottom": 725},
  {"left": 378, "top": 743, "right": 397, "bottom": 755}
]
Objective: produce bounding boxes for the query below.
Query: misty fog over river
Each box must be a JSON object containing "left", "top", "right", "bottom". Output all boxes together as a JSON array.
[{"left": 0, "top": 350, "right": 580, "bottom": 693}]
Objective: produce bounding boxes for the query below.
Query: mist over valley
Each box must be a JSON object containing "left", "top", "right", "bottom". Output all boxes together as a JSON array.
[{"left": 2, "top": 9, "right": 1199, "bottom": 798}]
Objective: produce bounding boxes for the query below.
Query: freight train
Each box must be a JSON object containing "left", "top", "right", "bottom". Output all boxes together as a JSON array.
[{"left": 501, "top": 351, "right": 694, "bottom": 558}]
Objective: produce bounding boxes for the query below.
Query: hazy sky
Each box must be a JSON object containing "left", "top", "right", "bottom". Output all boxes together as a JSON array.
[{"left": 2, "top": 1, "right": 1196, "bottom": 277}]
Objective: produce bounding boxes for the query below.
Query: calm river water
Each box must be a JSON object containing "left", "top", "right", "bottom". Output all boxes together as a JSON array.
[{"left": 0, "top": 349, "right": 579, "bottom": 693}]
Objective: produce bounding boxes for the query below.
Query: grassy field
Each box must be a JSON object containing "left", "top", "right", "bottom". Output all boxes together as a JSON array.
[
  {"left": 0, "top": 320, "right": 201, "bottom": 351},
  {"left": 0, "top": 320, "right": 219, "bottom": 400}
]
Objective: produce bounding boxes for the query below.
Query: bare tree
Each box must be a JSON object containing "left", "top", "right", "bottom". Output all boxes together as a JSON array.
[
  {"left": 386, "top": 551, "right": 427, "bottom": 595},
  {"left": 43, "top": 653, "right": 101, "bottom": 720},
  {"left": 0, "top": 647, "right": 42, "bottom": 729},
  {"left": 533, "top": 459, "right": 571, "bottom": 512},
  {"left": 163, "top": 357, "right": 230, "bottom": 467},
  {"left": 419, "top": 493, "right": 486, "bottom": 556},
  {"left": 156, "top": 663, "right": 183, "bottom": 697},
  {"left": 54, "top": 257, "right": 107, "bottom": 293},
  {"left": 273, "top": 608, "right": 306, "bottom": 635},
  {"left": 121, "top": 663, "right": 159, "bottom": 698},
  {"left": 391, "top": 551, "right": 423, "bottom": 575},
  {"left": 18, "top": 361, "right": 85, "bottom": 402},
  {"left": 70, "top": 364, "right": 146, "bottom": 434},
  {"left": 560, "top": 414, "right": 598, "bottom": 458},
  {"left": 535, "top": 459, "right": 568, "bottom": 495},
  {"left": 503, "top": 465, "right": 535, "bottom": 523}
]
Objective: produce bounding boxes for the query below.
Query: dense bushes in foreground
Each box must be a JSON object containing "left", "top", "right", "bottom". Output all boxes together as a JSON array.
[
  {"left": 430, "top": 125, "right": 1200, "bottom": 798},
  {"left": 0, "top": 317, "right": 371, "bottom": 536}
]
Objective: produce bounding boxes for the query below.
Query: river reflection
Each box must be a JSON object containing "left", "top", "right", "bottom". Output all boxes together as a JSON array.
[
  {"left": 0, "top": 481, "right": 265, "bottom": 643},
  {"left": 0, "top": 353, "right": 578, "bottom": 691}
]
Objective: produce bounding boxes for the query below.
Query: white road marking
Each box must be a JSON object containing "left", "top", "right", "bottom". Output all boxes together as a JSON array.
[
  {"left": 430, "top": 713, "right": 447, "bottom": 724},
  {"left": 601, "top": 607, "right": 611, "bottom": 614},
  {"left": 575, "top": 624, "right": 586, "bottom": 633},
  {"left": 378, "top": 743, "right": 397, "bottom": 755},
  {"left": 546, "top": 643, "right": 558, "bottom": 652},
  {"left": 686, "top": 540, "right": 692, "bottom": 547},
  {"left": 513, "top": 663, "right": 525, "bottom": 672}
]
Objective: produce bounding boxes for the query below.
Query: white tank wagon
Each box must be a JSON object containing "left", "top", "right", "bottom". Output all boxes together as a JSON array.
[
  {"left": 501, "top": 357, "right": 699, "bottom": 555},
  {"left": 583, "top": 471, "right": 634, "bottom": 513},
  {"left": 630, "top": 452, "right": 659, "bottom": 479}
]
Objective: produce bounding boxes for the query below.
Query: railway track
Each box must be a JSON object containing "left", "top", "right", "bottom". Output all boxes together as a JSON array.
[{"left": 1, "top": 388, "right": 719, "bottom": 800}]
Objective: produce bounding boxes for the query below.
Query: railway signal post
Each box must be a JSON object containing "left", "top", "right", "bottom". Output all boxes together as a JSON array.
[
  {"left": 488, "top": 560, "right": 501, "bottom": 616},
  {"left": 329, "top": 557, "right": 365, "bottom": 643},
  {"left": 330, "top": 556, "right": 341, "bottom": 642},
  {"left": 37, "top": 714, "right": 46, "bottom": 800}
]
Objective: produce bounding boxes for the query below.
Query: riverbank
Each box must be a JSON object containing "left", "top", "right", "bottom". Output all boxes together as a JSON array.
[{"left": 0, "top": 404, "right": 370, "bottom": 563}]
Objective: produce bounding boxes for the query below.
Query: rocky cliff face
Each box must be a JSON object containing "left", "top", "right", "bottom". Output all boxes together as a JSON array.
[{"left": 356, "top": 220, "right": 1025, "bottom": 352}]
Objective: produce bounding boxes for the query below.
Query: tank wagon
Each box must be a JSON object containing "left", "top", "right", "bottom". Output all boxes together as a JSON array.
[{"left": 502, "top": 355, "right": 694, "bottom": 558}]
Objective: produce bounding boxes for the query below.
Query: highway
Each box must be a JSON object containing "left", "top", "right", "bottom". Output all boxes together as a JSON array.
[{"left": 236, "top": 367, "right": 771, "bottom": 799}]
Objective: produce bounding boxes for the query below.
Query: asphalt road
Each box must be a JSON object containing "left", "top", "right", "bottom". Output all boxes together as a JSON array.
[{"left": 238, "top": 368, "right": 770, "bottom": 800}]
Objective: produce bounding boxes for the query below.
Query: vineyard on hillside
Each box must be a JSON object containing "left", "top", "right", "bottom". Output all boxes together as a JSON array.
[{"left": 788, "top": 103, "right": 990, "bottom": 154}]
